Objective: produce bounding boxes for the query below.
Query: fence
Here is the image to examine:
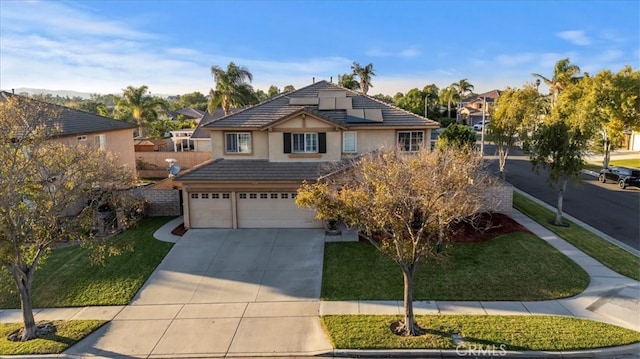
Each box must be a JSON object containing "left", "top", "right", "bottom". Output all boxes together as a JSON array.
[{"left": 136, "top": 151, "right": 210, "bottom": 179}]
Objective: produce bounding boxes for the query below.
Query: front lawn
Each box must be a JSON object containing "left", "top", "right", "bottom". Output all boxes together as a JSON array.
[
  {"left": 322, "top": 232, "right": 588, "bottom": 301},
  {"left": 322, "top": 315, "right": 640, "bottom": 350},
  {"left": 0, "top": 217, "right": 174, "bottom": 308},
  {"left": 0, "top": 320, "right": 106, "bottom": 355},
  {"left": 514, "top": 192, "right": 640, "bottom": 281}
]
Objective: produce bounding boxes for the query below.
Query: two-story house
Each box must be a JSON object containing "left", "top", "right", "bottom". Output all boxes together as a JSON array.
[
  {"left": 176, "top": 81, "right": 439, "bottom": 229},
  {"left": 0, "top": 91, "right": 137, "bottom": 174},
  {"left": 458, "top": 90, "right": 502, "bottom": 126}
]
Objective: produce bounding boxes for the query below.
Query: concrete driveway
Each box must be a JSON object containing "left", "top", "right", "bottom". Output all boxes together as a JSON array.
[{"left": 67, "top": 228, "right": 333, "bottom": 358}]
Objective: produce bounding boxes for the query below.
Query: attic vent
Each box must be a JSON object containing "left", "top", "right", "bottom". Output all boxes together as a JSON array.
[
  {"left": 346, "top": 109, "right": 384, "bottom": 123},
  {"left": 318, "top": 90, "right": 347, "bottom": 98},
  {"left": 289, "top": 97, "right": 319, "bottom": 106},
  {"left": 319, "top": 97, "right": 353, "bottom": 110}
]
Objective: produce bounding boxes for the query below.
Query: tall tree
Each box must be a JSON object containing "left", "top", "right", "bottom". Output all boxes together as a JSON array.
[
  {"left": 115, "top": 85, "right": 166, "bottom": 137},
  {"left": 175, "top": 91, "right": 208, "bottom": 111},
  {"left": 423, "top": 84, "right": 440, "bottom": 118},
  {"left": 267, "top": 85, "right": 280, "bottom": 98},
  {"left": 488, "top": 85, "right": 542, "bottom": 178},
  {"left": 351, "top": 62, "right": 375, "bottom": 94},
  {"left": 529, "top": 77, "right": 592, "bottom": 226},
  {"left": 338, "top": 73, "right": 359, "bottom": 90},
  {"left": 297, "top": 146, "right": 493, "bottom": 336},
  {"left": 209, "top": 62, "right": 256, "bottom": 115},
  {"left": 395, "top": 88, "right": 427, "bottom": 116},
  {"left": 439, "top": 86, "right": 460, "bottom": 118},
  {"left": 583, "top": 66, "right": 640, "bottom": 168},
  {"left": 283, "top": 85, "right": 296, "bottom": 93},
  {"left": 0, "top": 95, "right": 138, "bottom": 341},
  {"left": 532, "top": 58, "right": 581, "bottom": 107},
  {"left": 451, "top": 78, "right": 474, "bottom": 99},
  {"left": 436, "top": 123, "right": 476, "bottom": 149}
]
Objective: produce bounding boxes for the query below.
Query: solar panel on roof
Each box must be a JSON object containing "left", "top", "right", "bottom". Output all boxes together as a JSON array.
[
  {"left": 335, "top": 97, "right": 353, "bottom": 110},
  {"left": 345, "top": 108, "right": 384, "bottom": 123},
  {"left": 289, "top": 97, "right": 319, "bottom": 105},
  {"left": 318, "top": 97, "right": 336, "bottom": 110},
  {"left": 318, "top": 90, "right": 347, "bottom": 98},
  {"left": 364, "top": 109, "right": 383, "bottom": 122}
]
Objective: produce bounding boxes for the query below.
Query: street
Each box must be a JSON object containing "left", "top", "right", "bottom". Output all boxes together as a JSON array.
[{"left": 482, "top": 144, "right": 640, "bottom": 250}]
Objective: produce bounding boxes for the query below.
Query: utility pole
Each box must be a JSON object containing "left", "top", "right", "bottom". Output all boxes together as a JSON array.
[{"left": 480, "top": 96, "right": 486, "bottom": 157}]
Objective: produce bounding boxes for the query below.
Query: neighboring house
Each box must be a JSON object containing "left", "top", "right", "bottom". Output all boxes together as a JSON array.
[
  {"left": 170, "top": 108, "right": 205, "bottom": 123},
  {"left": 0, "top": 91, "right": 137, "bottom": 174},
  {"left": 176, "top": 80, "right": 440, "bottom": 229},
  {"left": 458, "top": 90, "right": 501, "bottom": 126},
  {"left": 190, "top": 108, "right": 241, "bottom": 152}
]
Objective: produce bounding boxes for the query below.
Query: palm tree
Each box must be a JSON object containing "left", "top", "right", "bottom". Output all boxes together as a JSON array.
[
  {"left": 210, "top": 62, "right": 256, "bottom": 115},
  {"left": 451, "top": 79, "right": 474, "bottom": 123},
  {"left": 532, "top": 58, "right": 581, "bottom": 107},
  {"left": 351, "top": 62, "right": 375, "bottom": 94},
  {"left": 116, "top": 85, "right": 166, "bottom": 137},
  {"left": 439, "top": 86, "right": 460, "bottom": 118},
  {"left": 338, "top": 73, "right": 359, "bottom": 90}
]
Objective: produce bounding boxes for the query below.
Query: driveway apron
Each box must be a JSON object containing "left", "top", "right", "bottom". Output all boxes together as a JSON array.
[{"left": 66, "top": 228, "right": 333, "bottom": 358}]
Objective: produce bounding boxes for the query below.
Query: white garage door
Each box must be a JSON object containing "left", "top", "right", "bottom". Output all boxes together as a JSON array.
[
  {"left": 236, "top": 192, "right": 322, "bottom": 229},
  {"left": 189, "top": 192, "right": 232, "bottom": 228}
]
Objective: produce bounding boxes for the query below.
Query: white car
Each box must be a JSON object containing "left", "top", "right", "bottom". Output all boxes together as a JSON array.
[{"left": 473, "top": 121, "right": 490, "bottom": 131}]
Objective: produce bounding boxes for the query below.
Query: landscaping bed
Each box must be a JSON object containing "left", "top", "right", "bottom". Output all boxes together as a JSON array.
[
  {"left": 0, "top": 320, "right": 106, "bottom": 355},
  {"left": 322, "top": 315, "right": 640, "bottom": 350}
]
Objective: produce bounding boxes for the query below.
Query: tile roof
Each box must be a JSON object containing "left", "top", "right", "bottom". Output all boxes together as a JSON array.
[
  {"left": 171, "top": 108, "right": 205, "bottom": 120},
  {"left": 462, "top": 90, "right": 502, "bottom": 104},
  {"left": 191, "top": 108, "right": 242, "bottom": 138},
  {"left": 0, "top": 91, "right": 135, "bottom": 136},
  {"left": 206, "top": 81, "right": 439, "bottom": 129},
  {"left": 177, "top": 159, "right": 340, "bottom": 182}
]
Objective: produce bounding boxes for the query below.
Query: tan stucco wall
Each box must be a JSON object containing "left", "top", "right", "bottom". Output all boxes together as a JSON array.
[
  {"left": 211, "top": 130, "right": 269, "bottom": 160},
  {"left": 56, "top": 129, "right": 136, "bottom": 174}
]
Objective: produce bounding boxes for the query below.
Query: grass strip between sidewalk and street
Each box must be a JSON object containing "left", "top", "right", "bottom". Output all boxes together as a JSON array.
[
  {"left": 322, "top": 232, "right": 588, "bottom": 301},
  {"left": 513, "top": 192, "right": 640, "bottom": 281},
  {"left": 584, "top": 158, "right": 640, "bottom": 172},
  {"left": 322, "top": 315, "right": 640, "bottom": 350},
  {"left": 0, "top": 217, "right": 175, "bottom": 308},
  {"left": 0, "top": 320, "right": 106, "bottom": 355}
]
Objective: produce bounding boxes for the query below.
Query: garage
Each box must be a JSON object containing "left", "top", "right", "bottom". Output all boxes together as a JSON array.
[
  {"left": 188, "top": 192, "right": 233, "bottom": 228},
  {"left": 236, "top": 192, "right": 322, "bottom": 229}
]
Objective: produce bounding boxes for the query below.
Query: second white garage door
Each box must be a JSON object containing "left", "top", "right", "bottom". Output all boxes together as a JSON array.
[{"left": 236, "top": 192, "right": 322, "bottom": 229}]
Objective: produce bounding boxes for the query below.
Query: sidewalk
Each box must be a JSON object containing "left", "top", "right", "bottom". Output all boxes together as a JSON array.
[{"left": 1, "top": 207, "right": 638, "bottom": 358}]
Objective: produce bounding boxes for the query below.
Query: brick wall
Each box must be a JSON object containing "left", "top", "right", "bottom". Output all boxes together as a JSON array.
[
  {"left": 135, "top": 151, "right": 211, "bottom": 179},
  {"left": 136, "top": 187, "right": 182, "bottom": 217},
  {"left": 481, "top": 176, "right": 513, "bottom": 215}
]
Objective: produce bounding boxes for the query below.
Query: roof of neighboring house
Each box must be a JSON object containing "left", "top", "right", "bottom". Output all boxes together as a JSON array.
[
  {"left": 462, "top": 90, "right": 502, "bottom": 104},
  {"left": 205, "top": 80, "right": 439, "bottom": 129},
  {"left": 191, "top": 108, "right": 242, "bottom": 139},
  {"left": 177, "top": 159, "right": 339, "bottom": 182},
  {"left": 0, "top": 91, "right": 135, "bottom": 136},
  {"left": 171, "top": 108, "right": 205, "bottom": 120}
]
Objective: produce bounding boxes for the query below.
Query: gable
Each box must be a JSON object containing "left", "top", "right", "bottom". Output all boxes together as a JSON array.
[{"left": 270, "top": 112, "right": 340, "bottom": 131}]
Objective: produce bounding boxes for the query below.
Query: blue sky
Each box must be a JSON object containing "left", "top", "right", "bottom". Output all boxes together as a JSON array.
[{"left": 1, "top": 0, "right": 638, "bottom": 96}]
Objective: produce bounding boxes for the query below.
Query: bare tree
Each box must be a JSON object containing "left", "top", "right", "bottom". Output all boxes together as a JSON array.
[
  {"left": 296, "top": 146, "right": 496, "bottom": 336},
  {"left": 0, "top": 94, "right": 138, "bottom": 341}
]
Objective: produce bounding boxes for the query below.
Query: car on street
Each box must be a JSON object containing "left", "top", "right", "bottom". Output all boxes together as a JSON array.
[
  {"left": 473, "top": 121, "right": 490, "bottom": 131},
  {"left": 598, "top": 166, "right": 640, "bottom": 189}
]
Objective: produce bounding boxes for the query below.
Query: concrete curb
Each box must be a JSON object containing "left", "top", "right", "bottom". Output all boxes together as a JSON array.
[
  {"left": 514, "top": 187, "right": 639, "bottom": 256},
  {"left": 329, "top": 343, "right": 640, "bottom": 358}
]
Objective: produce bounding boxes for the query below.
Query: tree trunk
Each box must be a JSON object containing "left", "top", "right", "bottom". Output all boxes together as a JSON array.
[
  {"left": 498, "top": 147, "right": 507, "bottom": 180},
  {"left": 436, "top": 225, "right": 445, "bottom": 254},
  {"left": 447, "top": 100, "right": 451, "bottom": 118},
  {"left": 603, "top": 138, "right": 610, "bottom": 169},
  {"left": 9, "top": 266, "right": 37, "bottom": 341},
  {"left": 400, "top": 265, "right": 423, "bottom": 336},
  {"left": 555, "top": 179, "right": 567, "bottom": 226}
]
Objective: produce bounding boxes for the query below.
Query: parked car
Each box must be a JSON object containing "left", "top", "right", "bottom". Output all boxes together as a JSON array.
[
  {"left": 598, "top": 166, "right": 640, "bottom": 189},
  {"left": 473, "top": 121, "right": 490, "bottom": 131}
]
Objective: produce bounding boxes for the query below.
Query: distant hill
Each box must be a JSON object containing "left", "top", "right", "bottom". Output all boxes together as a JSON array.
[{"left": 6, "top": 88, "right": 177, "bottom": 99}]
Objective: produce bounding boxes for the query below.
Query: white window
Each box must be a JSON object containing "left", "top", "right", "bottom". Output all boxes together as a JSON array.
[
  {"left": 343, "top": 132, "right": 357, "bottom": 153},
  {"left": 397, "top": 131, "right": 424, "bottom": 152},
  {"left": 293, "top": 133, "right": 318, "bottom": 153},
  {"left": 94, "top": 134, "right": 106, "bottom": 150},
  {"left": 225, "top": 133, "right": 251, "bottom": 153}
]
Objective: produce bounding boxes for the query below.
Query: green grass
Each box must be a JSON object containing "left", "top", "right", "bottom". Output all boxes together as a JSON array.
[
  {"left": 0, "top": 320, "right": 106, "bottom": 355},
  {"left": 585, "top": 158, "right": 640, "bottom": 170},
  {"left": 0, "top": 217, "right": 175, "bottom": 308},
  {"left": 514, "top": 192, "right": 640, "bottom": 281},
  {"left": 322, "top": 315, "right": 640, "bottom": 350},
  {"left": 322, "top": 232, "right": 588, "bottom": 301}
]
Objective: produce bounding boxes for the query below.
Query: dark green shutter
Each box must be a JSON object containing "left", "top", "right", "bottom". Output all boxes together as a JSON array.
[
  {"left": 283, "top": 132, "right": 291, "bottom": 153},
  {"left": 318, "top": 133, "right": 326, "bottom": 153}
]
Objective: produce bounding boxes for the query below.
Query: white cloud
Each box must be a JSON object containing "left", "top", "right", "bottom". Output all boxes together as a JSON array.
[
  {"left": 597, "top": 49, "right": 624, "bottom": 62},
  {"left": 556, "top": 30, "right": 591, "bottom": 46},
  {"left": 366, "top": 46, "right": 421, "bottom": 58}
]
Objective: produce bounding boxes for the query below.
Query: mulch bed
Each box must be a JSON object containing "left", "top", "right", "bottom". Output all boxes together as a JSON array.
[
  {"left": 171, "top": 223, "right": 188, "bottom": 236},
  {"left": 359, "top": 213, "right": 530, "bottom": 244}
]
